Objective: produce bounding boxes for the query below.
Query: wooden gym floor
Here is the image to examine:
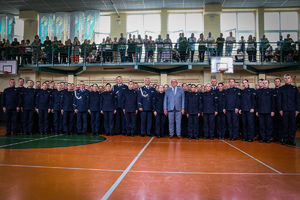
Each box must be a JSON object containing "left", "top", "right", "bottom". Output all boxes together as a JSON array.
[{"left": 0, "top": 127, "right": 299, "bottom": 200}]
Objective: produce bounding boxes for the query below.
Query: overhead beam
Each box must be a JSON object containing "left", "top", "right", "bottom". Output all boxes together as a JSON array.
[{"left": 36, "top": 67, "right": 69, "bottom": 75}]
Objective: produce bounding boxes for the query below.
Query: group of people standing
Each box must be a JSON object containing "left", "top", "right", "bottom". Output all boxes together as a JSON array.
[{"left": 1, "top": 75, "right": 300, "bottom": 146}]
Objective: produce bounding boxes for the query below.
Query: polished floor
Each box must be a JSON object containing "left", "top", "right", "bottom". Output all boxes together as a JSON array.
[{"left": 0, "top": 127, "right": 299, "bottom": 200}]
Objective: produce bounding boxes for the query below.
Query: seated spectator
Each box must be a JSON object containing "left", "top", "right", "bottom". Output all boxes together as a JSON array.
[
  {"left": 273, "top": 48, "right": 281, "bottom": 62},
  {"left": 172, "top": 45, "right": 180, "bottom": 62},
  {"left": 235, "top": 49, "right": 244, "bottom": 62},
  {"left": 265, "top": 46, "right": 273, "bottom": 62},
  {"left": 95, "top": 52, "right": 101, "bottom": 63},
  {"left": 286, "top": 52, "right": 293, "bottom": 62},
  {"left": 293, "top": 51, "right": 299, "bottom": 62},
  {"left": 87, "top": 52, "right": 96, "bottom": 63}
]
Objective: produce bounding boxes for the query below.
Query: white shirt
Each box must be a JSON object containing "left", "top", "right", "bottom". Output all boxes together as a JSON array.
[
  {"left": 206, "top": 36, "right": 215, "bottom": 49},
  {"left": 226, "top": 36, "right": 236, "bottom": 47}
]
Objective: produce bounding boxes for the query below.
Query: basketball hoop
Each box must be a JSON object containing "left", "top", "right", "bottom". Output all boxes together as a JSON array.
[
  {"left": 0, "top": 70, "right": 9, "bottom": 75},
  {"left": 219, "top": 68, "right": 228, "bottom": 74}
]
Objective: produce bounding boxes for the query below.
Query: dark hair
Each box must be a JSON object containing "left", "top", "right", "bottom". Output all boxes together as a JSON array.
[{"left": 105, "top": 83, "right": 111, "bottom": 87}]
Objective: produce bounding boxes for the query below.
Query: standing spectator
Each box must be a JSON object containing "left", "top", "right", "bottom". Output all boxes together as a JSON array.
[
  {"left": 216, "top": 33, "right": 225, "bottom": 56},
  {"left": 44, "top": 36, "right": 52, "bottom": 64},
  {"left": 153, "top": 85, "right": 166, "bottom": 138},
  {"left": 238, "top": 36, "right": 246, "bottom": 53},
  {"left": 162, "top": 34, "right": 172, "bottom": 62},
  {"left": 127, "top": 34, "right": 135, "bottom": 62},
  {"left": 188, "top": 33, "right": 197, "bottom": 62},
  {"left": 72, "top": 37, "right": 80, "bottom": 63},
  {"left": 197, "top": 33, "right": 206, "bottom": 62},
  {"left": 135, "top": 34, "right": 143, "bottom": 62},
  {"left": 1, "top": 79, "right": 20, "bottom": 136},
  {"left": 282, "top": 34, "right": 294, "bottom": 61},
  {"left": 112, "top": 37, "right": 119, "bottom": 63},
  {"left": 118, "top": 33, "right": 126, "bottom": 62},
  {"left": 11, "top": 38, "right": 20, "bottom": 62},
  {"left": 143, "top": 35, "right": 150, "bottom": 62},
  {"left": 179, "top": 33, "right": 188, "bottom": 62},
  {"left": 148, "top": 36, "right": 155, "bottom": 62},
  {"left": 104, "top": 36, "right": 112, "bottom": 63},
  {"left": 205, "top": 32, "right": 215, "bottom": 59},
  {"left": 225, "top": 31, "right": 236, "bottom": 56},
  {"left": 155, "top": 35, "right": 164, "bottom": 62},
  {"left": 246, "top": 35, "right": 256, "bottom": 62},
  {"left": 260, "top": 34, "right": 269, "bottom": 62}
]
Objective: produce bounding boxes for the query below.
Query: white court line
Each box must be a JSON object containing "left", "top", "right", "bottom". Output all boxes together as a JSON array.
[
  {"left": 221, "top": 140, "right": 282, "bottom": 174},
  {"left": 0, "top": 163, "right": 123, "bottom": 172},
  {"left": 101, "top": 137, "right": 154, "bottom": 200},
  {"left": 0, "top": 135, "right": 60, "bottom": 148},
  {"left": 130, "top": 170, "right": 279, "bottom": 175}
]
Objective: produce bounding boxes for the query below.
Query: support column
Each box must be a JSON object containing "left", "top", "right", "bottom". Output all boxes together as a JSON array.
[
  {"left": 160, "top": 73, "right": 168, "bottom": 85},
  {"left": 203, "top": 70, "right": 215, "bottom": 85},
  {"left": 203, "top": 4, "right": 221, "bottom": 37},
  {"left": 111, "top": 13, "right": 127, "bottom": 39},
  {"left": 258, "top": 73, "right": 266, "bottom": 80},
  {"left": 257, "top": 8, "right": 264, "bottom": 39},
  {"left": 19, "top": 10, "right": 38, "bottom": 42},
  {"left": 68, "top": 74, "right": 75, "bottom": 84},
  {"left": 161, "top": 9, "right": 168, "bottom": 37}
]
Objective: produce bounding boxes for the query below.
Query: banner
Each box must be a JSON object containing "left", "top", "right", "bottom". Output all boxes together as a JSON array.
[
  {"left": 7, "top": 16, "right": 14, "bottom": 41},
  {"left": 0, "top": 16, "right": 7, "bottom": 40},
  {"left": 84, "top": 11, "right": 100, "bottom": 43},
  {"left": 70, "top": 12, "right": 84, "bottom": 43},
  {"left": 54, "top": 13, "right": 70, "bottom": 43},
  {"left": 39, "top": 14, "right": 53, "bottom": 42}
]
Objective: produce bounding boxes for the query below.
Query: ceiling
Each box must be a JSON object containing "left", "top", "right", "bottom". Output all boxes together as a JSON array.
[{"left": 0, "top": 0, "right": 300, "bottom": 15}]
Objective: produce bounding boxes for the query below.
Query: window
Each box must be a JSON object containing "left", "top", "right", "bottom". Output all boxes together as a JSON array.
[
  {"left": 127, "top": 14, "right": 161, "bottom": 39},
  {"left": 221, "top": 12, "right": 255, "bottom": 44},
  {"left": 168, "top": 13, "right": 203, "bottom": 43},
  {"left": 95, "top": 15, "right": 111, "bottom": 43},
  {"left": 264, "top": 12, "right": 298, "bottom": 45}
]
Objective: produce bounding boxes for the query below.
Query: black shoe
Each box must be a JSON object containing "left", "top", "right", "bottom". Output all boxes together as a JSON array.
[
  {"left": 147, "top": 134, "right": 152, "bottom": 137},
  {"left": 24, "top": 132, "right": 27, "bottom": 135},
  {"left": 141, "top": 134, "right": 145, "bottom": 137},
  {"left": 248, "top": 139, "right": 253, "bottom": 142},
  {"left": 110, "top": 133, "right": 113, "bottom": 136},
  {"left": 219, "top": 137, "right": 222, "bottom": 140},
  {"left": 91, "top": 133, "right": 94, "bottom": 136},
  {"left": 210, "top": 137, "right": 214, "bottom": 140},
  {"left": 13, "top": 133, "right": 17, "bottom": 136},
  {"left": 259, "top": 140, "right": 264, "bottom": 143},
  {"left": 82, "top": 133, "right": 86, "bottom": 135},
  {"left": 221, "top": 137, "right": 225, "bottom": 140},
  {"left": 291, "top": 142, "right": 296, "bottom": 146},
  {"left": 188, "top": 137, "right": 192, "bottom": 140},
  {"left": 44, "top": 132, "right": 48, "bottom": 135},
  {"left": 242, "top": 138, "right": 247, "bottom": 141},
  {"left": 131, "top": 134, "right": 134, "bottom": 137},
  {"left": 228, "top": 137, "right": 231, "bottom": 140},
  {"left": 40, "top": 132, "right": 43, "bottom": 135},
  {"left": 266, "top": 140, "right": 271, "bottom": 143},
  {"left": 105, "top": 133, "right": 109, "bottom": 136},
  {"left": 5, "top": 133, "right": 11, "bottom": 136},
  {"left": 157, "top": 135, "right": 161, "bottom": 138},
  {"left": 203, "top": 137, "right": 207, "bottom": 139},
  {"left": 282, "top": 141, "right": 286, "bottom": 145},
  {"left": 96, "top": 133, "right": 99, "bottom": 136},
  {"left": 30, "top": 133, "right": 33, "bottom": 135},
  {"left": 231, "top": 137, "right": 237, "bottom": 141},
  {"left": 55, "top": 132, "right": 58, "bottom": 135}
]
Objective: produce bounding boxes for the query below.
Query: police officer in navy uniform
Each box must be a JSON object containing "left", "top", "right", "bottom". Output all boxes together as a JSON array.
[
  {"left": 181, "top": 83, "right": 189, "bottom": 138},
  {"left": 100, "top": 83, "right": 117, "bottom": 136},
  {"left": 2, "top": 79, "right": 20, "bottom": 136},
  {"left": 277, "top": 74, "right": 300, "bottom": 145},
  {"left": 216, "top": 82, "right": 227, "bottom": 139},
  {"left": 224, "top": 78, "right": 241, "bottom": 140},
  {"left": 153, "top": 85, "right": 166, "bottom": 138},
  {"left": 20, "top": 80, "right": 36, "bottom": 135},
  {"left": 73, "top": 81, "right": 90, "bottom": 135},
  {"left": 273, "top": 78, "right": 283, "bottom": 142},
  {"left": 17, "top": 78, "right": 25, "bottom": 133},
  {"left": 239, "top": 79, "right": 256, "bottom": 142},
  {"left": 122, "top": 81, "right": 138, "bottom": 137},
  {"left": 51, "top": 83, "right": 63, "bottom": 134},
  {"left": 201, "top": 83, "right": 218, "bottom": 140},
  {"left": 61, "top": 83, "right": 74, "bottom": 135},
  {"left": 36, "top": 82, "right": 52, "bottom": 135},
  {"left": 112, "top": 76, "right": 128, "bottom": 135},
  {"left": 88, "top": 84, "right": 101, "bottom": 135},
  {"left": 186, "top": 84, "right": 202, "bottom": 140},
  {"left": 138, "top": 78, "right": 156, "bottom": 137},
  {"left": 255, "top": 79, "right": 275, "bottom": 143}
]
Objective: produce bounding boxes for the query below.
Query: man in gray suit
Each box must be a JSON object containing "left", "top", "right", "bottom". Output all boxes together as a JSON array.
[{"left": 164, "top": 78, "right": 185, "bottom": 139}]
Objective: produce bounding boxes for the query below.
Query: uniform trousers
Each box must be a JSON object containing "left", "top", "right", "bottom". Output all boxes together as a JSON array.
[
  {"left": 241, "top": 111, "right": 255, "bottom": 140},
  {"left": 5, "top": 109, "right": 18, "bottom": 134},
  {"left": 115, "top": 108, "right": 126, "bottom": 134},
  {"left": 226, "top": 111, "right": 239, "bottom": 138},
  {"left": 216, "top": 112, "right": 227, "bottom": 138},
  {"left": 125, "top": 112, "right": 136, "bottom": 134},
  {"left": 140, "top": 111, "right": 152, "bottom": 135},
  {"left": 188, "top": 114, "right": 199, "bottom": 138},
  {"left": 23, "top": 110, "right": 34, "bottom": 133},
  {"left": 203, "top": 113, "right": 215, "bottom": 138},
  {"left": 273, "top": 111, "right": 283, "bottom": 141},
  {"left": 103, "top": 111, "right": 114, "bottom": 134},
  {"left": 155, "top": 113, "right": 166, "bottom": 136},
  {"left": 53, "top": 110, "right": 63, "bottom": 133},
  {"left": 259, "top": 113, "right": 273, "bottom": 141},
  {"left": 91, "top": 111, "right": 100, "bottom": 134},
  {"left": 77, "top": 112, "right": 87, "bottom": 134},
  {"left": 39, "top": 109, "right": 49, "bottom": 133},
  {"left": 17, "top": 111, "right": 23, "bottom": 133},
  {"left": 282, "top": 111, "right": 297, "bottom": 143},
  {"left": 63, "top": 111, "right": 74, "bottom": 133}
]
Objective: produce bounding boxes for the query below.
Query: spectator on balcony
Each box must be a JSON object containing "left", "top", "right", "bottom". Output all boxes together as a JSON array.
[
  {"left": 118, "top": 33, "right": 126, "bottom": 63},
  {"left": 127, "top": 34, "right": 135, "bottom": 62},
  {"left": 293, "top": 51, "right": 299, "bottom": 62},
  {"left": 11, "top": 38, "right": 20, "bottom": 61},
  {"left": 43, "top": 36, "right": 52, "bottom": 64},
  {"left": 156, "top": 35, "right": 164, "bottom": 62},
  {"left": 225, "top": 31, "right": 236, "bottom": 56},
  {"left": 246, "top": 35, "right": 256, "bottom": 62},
  {"left": 238, "top": 36, "right": 246, "bottom": 53},
  {"left": 172, "top": 45, "right": 180, "bottom": 62},
  {"left": 135, "top": 34, "right": 143, "bottom": 62},
  {"left": 143, "top": 35, "right": 150, "bottom": 62},
  {"left": 162, "top": 34, "right": 172, "bottom": 62},
  {"left": 87, "top": 52, "right": 96, "bottom": 63},
  {"left": 283, "top": 34, "right": 294, "bottom": 61},
  {"left": 72, "top": 37, "right": 80, "bottom": 63},
  {"left": 265, "top": 46, "right": 273, "bottom": 62},
  {"left": 52, "top": 36, "right": 59, "bottom": 64},
  {"left": 235, "top": 49, "right": 244, "bottom": 62},
  {"left": 188, "top": 33, "right": 197, "bottom": 62},
  {"left": 205, "top": 32, "right": 215, "bottom": 59},
  {"left": 57, "top": 40, "right": 65, "bottom": 63},
  {"left": 197, "top": 33, "right": 206, "bottom": 62},
  {"left": 31, "top": 38, "right": 41, "bottom": 64},
  {"left": 216, "top": 33, "right": 225, "bottom": 57},
  {"left": 112, "top": 37, "right": 119, "bottom": 63},
  {"left": 273, "top": 48, "right": 281, "bottom": 62},
  {"left": 179, "top": 33, "right": 188, "bottom": 62},
  {"left": 3, "top": 39, "right": 12, "bottom": 60},
  {"left": 148, "top": 36, "right": 155, "bottom": 62},
  {"left": 286, "top": 52, "right": 293, "bottom": 62},
  {"left": 260, "top": 34, "right": 269, "bottom": 62},
  {"left": 104, "top": 36, "right": 113, "bottom": 63},
  {"left": 24, "top": 39, "right": 32, "bottom": 64},
  {"left": 277, "top": 35, "right": 283, "bottom": 52}
]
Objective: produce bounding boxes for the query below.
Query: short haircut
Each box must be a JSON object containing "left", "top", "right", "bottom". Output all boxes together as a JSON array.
[
  {"left": 191, "top": 84, "right": 196, "bottom": 87},
  {"left": 18, "top": 78, "right": 24, "bottom": 82},
  {"left": 218, "top": 82, "right": 224, "bottom": 85},
  {"left": 242, "top": 79, "right": 248, "bottom": 82},
  {"left": 263, "top": 79, "right": 270, "bottom": 84},
  {"left": 27, "top": 79, "right": 33, "bottom": 83},
  {"left": 284, "top": 74, "right": 292, "bottom": 79},
  {"left": 128, "top": 81, "right": 133, "bottom": 84},
  {"left": 9, "top": 79, "right": 15, "bottom": 82},
  {"left": 229, "top": 78, "right": 235, "bottom": 82},
  {"left": 259, "top": 78, "right": 264, "bottom": 82},
  {"left": 92, "top": 83, "right": 98, "bottom": 87},
  {"left": 274, "top": 78, "right": 281, "bottom": 82},
  {"left": 105, "top": 83, "right": 111, "bottom": 87}
]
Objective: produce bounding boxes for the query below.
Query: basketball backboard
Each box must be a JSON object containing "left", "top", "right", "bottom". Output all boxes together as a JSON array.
[{"left": 211, "top": 57, "right": 234, "bottom": 73}]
